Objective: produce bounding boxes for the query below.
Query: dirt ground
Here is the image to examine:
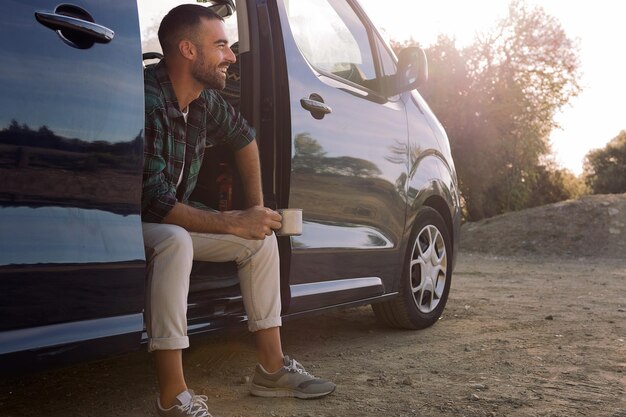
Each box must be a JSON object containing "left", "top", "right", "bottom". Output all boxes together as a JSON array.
[{"left": 1, "top": 195, "right": 625, "bottom": 417}]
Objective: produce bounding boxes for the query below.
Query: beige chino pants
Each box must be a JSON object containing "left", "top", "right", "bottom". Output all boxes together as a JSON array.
[{"left": 142, "top": 223, "right": 282, "bottom": 352}]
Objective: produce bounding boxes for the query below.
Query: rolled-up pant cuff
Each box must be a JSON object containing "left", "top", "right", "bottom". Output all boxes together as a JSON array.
[
  {"left": 148, "top": 336, "right": 190, "bottom": 352},
  {"left": 248, "top": 317, "right": 282, "bottom": 333}
]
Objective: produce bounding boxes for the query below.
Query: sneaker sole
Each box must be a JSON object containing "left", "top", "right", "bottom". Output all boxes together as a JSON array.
[{"left": 250, "top": 383, "right": 335, "bottom": 399}]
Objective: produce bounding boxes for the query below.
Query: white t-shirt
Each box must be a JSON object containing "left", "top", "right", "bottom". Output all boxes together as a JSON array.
[{"left": 177, "top": 107, "right": 189, "bottom": 189}]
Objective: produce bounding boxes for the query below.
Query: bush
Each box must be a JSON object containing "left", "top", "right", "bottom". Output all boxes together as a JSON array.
[{"left": 584, "top": 131, "right": 626, "bottom": 194}]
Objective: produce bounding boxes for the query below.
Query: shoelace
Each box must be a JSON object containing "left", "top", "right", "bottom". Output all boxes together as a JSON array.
[
  {"left": 286, "top": 359, "right": 315, "bottom": 378},
  {"left": 180, "top": 394, "right": 211, "bottom": 417}
]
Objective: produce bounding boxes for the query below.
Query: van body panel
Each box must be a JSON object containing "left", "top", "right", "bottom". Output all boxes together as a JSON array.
[{"left": 0, "top": 0, "right": 146, "bottom": 371}]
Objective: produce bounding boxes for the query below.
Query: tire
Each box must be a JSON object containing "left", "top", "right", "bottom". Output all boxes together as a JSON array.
[{"left": 373, "top": 207, "right": 452, "bottom": 329}]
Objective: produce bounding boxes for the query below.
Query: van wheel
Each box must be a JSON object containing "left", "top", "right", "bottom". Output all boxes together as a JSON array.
[{"left": 373, "top": 207, "right": 452, "bottom": 329}]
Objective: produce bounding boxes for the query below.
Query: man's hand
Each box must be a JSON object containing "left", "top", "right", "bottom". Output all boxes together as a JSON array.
[{"left": 226, "top": 205, "right": 282, "bottom": 240}]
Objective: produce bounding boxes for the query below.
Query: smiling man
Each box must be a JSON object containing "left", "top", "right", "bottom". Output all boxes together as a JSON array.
[{"left": 141, "top": 5, "right": 335, "bottom": 417}]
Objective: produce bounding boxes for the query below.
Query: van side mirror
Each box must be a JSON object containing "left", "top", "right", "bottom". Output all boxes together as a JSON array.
[{"left": 393, "top": 47, "right": 428, "bottom": 95}]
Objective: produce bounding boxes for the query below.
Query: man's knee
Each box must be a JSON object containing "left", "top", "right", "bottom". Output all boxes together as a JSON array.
[
  {"left": 255, "top": 233, "right": 278, "bottom": 258},
  {"left": 234, "top": 232, "right": 278, "bottom": 265},
  {"left": 162, "top": 224, "right": 193, "bottom": 251},
  {"left": 144, "top": 223, "right": 193, "bottom": 268}
]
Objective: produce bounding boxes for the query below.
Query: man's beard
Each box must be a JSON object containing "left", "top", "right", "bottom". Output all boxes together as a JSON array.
[{"left": 191, "top": 50, "right": 227, "bottom": 90}]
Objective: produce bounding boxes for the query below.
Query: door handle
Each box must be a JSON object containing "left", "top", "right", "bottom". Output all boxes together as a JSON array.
[
  {"left": 35, "top": 9, "right": 114, "bottom": 47},
  {"left": 300, "top": 94, "right": 332, "bottom": 120}
]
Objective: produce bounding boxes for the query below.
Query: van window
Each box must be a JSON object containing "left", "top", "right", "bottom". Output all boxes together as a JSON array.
[{"left": 285, "top": 0, "right": 376, "bottom": 89}]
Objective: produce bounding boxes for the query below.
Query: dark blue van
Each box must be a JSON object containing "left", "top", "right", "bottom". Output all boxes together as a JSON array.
[{"left": 0, "top": 0, "right": 460, "bottom": 373}]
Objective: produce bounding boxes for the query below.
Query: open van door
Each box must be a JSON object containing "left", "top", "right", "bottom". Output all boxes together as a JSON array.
[{"left": 0, "top": 0, "right": 145, "bottom": 372}]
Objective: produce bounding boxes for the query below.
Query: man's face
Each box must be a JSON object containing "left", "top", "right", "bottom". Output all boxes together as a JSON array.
[{"left": 190, "top": 18, "right": 236, "bottom": 90}]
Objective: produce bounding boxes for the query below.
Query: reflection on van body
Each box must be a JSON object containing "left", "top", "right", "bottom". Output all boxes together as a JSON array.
[
  {"left": 0, "top": 207, "right": 144, "bottom": 266},
  {"left": 292, "top": 220, "right": 393, "bottom": 250},
  {"left": 0, "top": 122, "right": 142, "bottom": 213}
]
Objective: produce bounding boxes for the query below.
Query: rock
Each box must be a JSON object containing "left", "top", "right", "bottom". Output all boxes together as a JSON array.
[
  {"left": 469, "top": 393, "right": 480, "bottom": 401},
  {"left": 464, "top": 346, "right": 472, "bottom": 352},
  {"left": 545, "top": 315, "right": 554, "bottom": 320},
  {"left": 472, "top": 383, "right": 488, "bottom": 390},
  {"left": 402, "top": 377, "right": 414, "bottom": 386},
  {"left": 608, "top": 208, "right": 619, "bottom": 216},
  {"left": 609, "top": 228, "right": 621, "bottom": 235},
  {"left": 239, "top": 376, "right": 250, "bottom": 385}
]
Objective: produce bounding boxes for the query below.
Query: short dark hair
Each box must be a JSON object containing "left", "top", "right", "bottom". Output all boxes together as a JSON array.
[{"left": 158, "top": 4, "right": 224, "bottom": 55}]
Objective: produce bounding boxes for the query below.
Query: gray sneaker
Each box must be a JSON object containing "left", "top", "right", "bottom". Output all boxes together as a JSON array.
[
  {"left": 156, "top": 390, "right": 212, "bottom": 417},
  {"left": 250, "top": 356, "right": 336, "bottom": 399}
]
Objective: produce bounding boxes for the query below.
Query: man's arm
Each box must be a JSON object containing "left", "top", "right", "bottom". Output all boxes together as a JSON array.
[
  {"left": 162, "top": 201, "right": 280, "bottom": 240},
  {"left": 164, "top": 133, "right": 279, "bottom": 240},
  {"left": 234, "top": 139, "right": 264, "bottom": 207}
]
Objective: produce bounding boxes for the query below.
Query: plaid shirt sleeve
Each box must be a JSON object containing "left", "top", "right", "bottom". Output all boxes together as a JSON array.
[
  {"left": 141, "top": 93, "right": 177, "bottom": 223},
  {"left": 203, "top": 90, "right": 255, "bottom": 151}
]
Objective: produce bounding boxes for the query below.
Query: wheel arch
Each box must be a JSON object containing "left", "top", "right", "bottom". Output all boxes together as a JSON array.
[
  {"left": 407, "top": 182, "right": 460, "bottom": 272},
  {"left": 423, "top": 194, "right": 454, "bottom": 254}
]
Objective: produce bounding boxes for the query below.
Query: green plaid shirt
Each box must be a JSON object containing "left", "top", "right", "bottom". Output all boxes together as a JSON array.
[{"left": 142, "top": 60, "right": 255, "bottom": 223}]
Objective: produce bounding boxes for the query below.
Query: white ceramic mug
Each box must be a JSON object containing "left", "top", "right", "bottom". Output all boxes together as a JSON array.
[{"left": 276, "top": 208, "right": 302, "bottom": 236}]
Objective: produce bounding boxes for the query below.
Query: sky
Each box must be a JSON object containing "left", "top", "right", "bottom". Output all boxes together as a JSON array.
[{"left": 359, "top": 0, "right": 626, "bottom": 175}]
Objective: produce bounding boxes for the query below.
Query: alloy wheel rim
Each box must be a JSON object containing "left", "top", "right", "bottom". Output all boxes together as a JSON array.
[{"left": 410, "top": 224, "right": 447, "bottom": 314}]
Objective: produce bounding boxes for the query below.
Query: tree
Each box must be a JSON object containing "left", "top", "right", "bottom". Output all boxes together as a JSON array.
[
  {"left": 467, "top": 0, "right": 580, "bottom": 213},
  {"left": 583, "top": 131, "right": 626, "bottom": 194},
  {"left": 419, "top": 35, "right": 503, "bottom": 219},
  {"left": 526, "top": 160, "right": 587, "bottom": 206},
  {"left": 406, "top": 0, "right": 581, "bottom": 220}
]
